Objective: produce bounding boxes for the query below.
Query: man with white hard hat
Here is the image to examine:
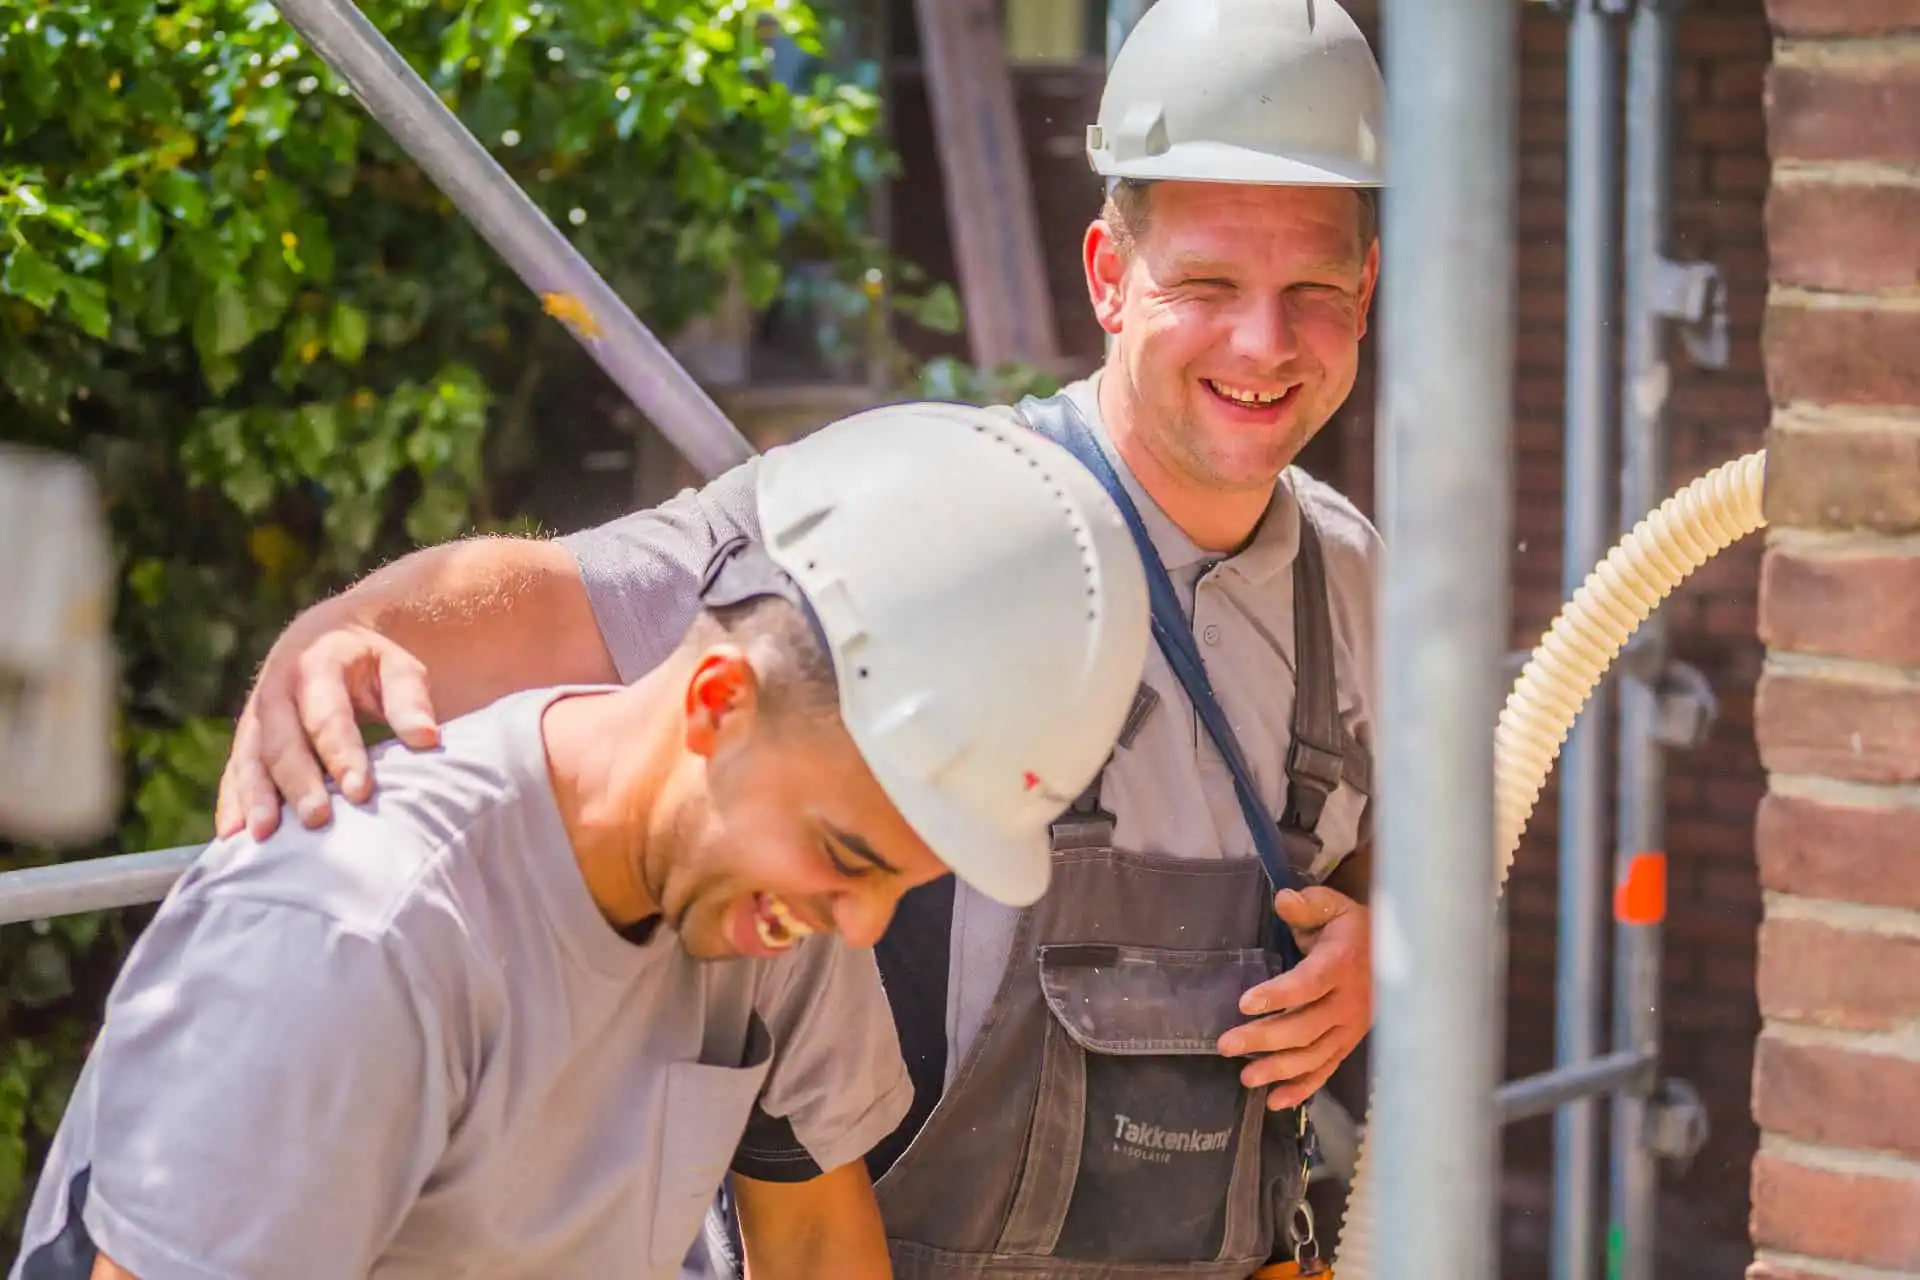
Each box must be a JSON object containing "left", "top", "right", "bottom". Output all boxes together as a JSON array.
[
  {"left": 10, "top": 403, "right": 1150, "bottom": 1280},
  {"left": 208, "top": 0, "right": 1389, "bottom": 1272}
]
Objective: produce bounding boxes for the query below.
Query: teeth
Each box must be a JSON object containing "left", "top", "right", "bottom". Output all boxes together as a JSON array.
[
  {"left": 752, "top": 894, "right": 815, "bottom": 951},
  {"left": 1208, "top": 380, "right": 1286, "bottom": 405}
]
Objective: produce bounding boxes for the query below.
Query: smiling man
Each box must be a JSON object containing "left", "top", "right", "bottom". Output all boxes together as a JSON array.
[
  {"left": 198, "top": 1, "right": 1390, "bottom": 1273},
  {"left": 9, "top": 402, "right": 1150, "bottom": 1280}
]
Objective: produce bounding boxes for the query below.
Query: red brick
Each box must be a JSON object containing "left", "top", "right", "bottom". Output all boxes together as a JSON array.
[
  {"left": 1689, "top": 103, "right": 1770, "bottom": 149},
  {"left": 1711, "top": 58, "right": 1771, "bottom": 103},
  {"left": 1757, "top": 916, "right": 1920, "bottom": 1030},
  {"left": 1755, "top": 1034, "right": 1920, "bottom": 1159},
  {"left": 1761, "top": 546, "right": 1920, "bottom": 665},
  {"left": 1766, "top": 0, "right": 1920, "bottom": 37},
  {"left": 1703, "top": 948, "right": 1759, "bottom": 994},
  {"left": 1751, "top": 1150, "right": 1920, "bottom": 1271},
  {"left": 1757, "top": 671, "right": 1920, "bottom": 783},
  {"left": 1767, "top": 182, "right": 1920, "bottom": 292},
  {"left": 1756, "top": 791, "right": 1920, "bottom": 911},
  {"left": 1680, "top": 12, "right": 1778, "bottom": 58},
  {"left": 1767, "top": 303, "right": 1920, "bottom": 406},
  {"left": 1711, "top": 152, "right": 1774, "bottom": 194},
  {"left": 1671, "top": 816, "right": 1759, "bottom": 861},
  {"left": 1768, "top": 62, "right": 1920, "bottom": 163},
  {"left": 1764, "top": 422, "right": 1920, "bottom": 532},
  {"left": 1701, "top": 865, "right": 1763, "bottom": 905}
]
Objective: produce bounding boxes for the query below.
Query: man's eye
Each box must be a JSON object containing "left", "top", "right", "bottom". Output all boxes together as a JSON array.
[{"left": 823, "top": 841, "right": 868, "bottom": 878}]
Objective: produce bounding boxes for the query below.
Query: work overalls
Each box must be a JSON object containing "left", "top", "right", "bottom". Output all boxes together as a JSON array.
[{"left": 868, "top": 392, "right": 1374, "bottom": 1279}]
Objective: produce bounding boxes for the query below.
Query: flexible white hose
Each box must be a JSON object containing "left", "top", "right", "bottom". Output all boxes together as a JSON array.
[{"left": 1327, "top": 449, "right": 1768, "bottom": 1277}]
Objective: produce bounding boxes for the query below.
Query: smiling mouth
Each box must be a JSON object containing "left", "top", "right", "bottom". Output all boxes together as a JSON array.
[
  {"left": 1203, "top": 378, "right": 1298, "bottom": 409},
  {"left": 752, "top": 892, "right": 817, "bottom": 952}
]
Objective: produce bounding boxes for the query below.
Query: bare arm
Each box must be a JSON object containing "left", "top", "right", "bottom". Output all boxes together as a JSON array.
[
  {"left": 318, "top": 535, "right": 616, "bottom": 714},
  {"left": 735, "top": 1161, "right": 892, "bottom": 1280},
  {"left": 92, "top": 1253, "right": 137, "bottom": 1279},
  {"left": 218, "top": 534, "right": 616, "bottom": 838}
]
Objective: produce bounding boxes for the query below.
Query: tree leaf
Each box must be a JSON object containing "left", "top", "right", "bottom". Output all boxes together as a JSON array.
[
  {"left": 328, "top": 301, "right": 368, "bottom": 365},
  {"left": 0, "top": 246, "right": 67, "bottom": 311},
  {"left": 61, "top": 276, "right": 111, "bottom": 339}
]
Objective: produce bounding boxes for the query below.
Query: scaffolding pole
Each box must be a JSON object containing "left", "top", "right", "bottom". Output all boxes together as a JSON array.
[
  {"left": 1611, "top": 1, "right": 1681, "bottom": 1275},
  {"left": 1554, "top": 4, "right": 1622, "bottom": 1279},
  {"left": 1370, "top": 0, "right": 1517, "bottom": 1273},
  {"left": 270, "top": 0, "right": 754, "bottom": 481}
]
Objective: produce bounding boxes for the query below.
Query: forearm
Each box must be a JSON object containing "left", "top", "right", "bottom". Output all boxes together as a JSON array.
[
  {"left": 297, "top": 535, "right": 618, "bottom": 717},
  {"left": 735, "top": 1164, "right": 891, "bottom": 1280}
]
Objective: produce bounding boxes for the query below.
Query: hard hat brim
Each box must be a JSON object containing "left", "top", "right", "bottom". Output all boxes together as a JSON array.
[
  {"left": 870, "top": 760, "right": 1054, "bottom": 909},
  {"left": 1093, "top": 140, "right": 1385, "bottom": 189}
]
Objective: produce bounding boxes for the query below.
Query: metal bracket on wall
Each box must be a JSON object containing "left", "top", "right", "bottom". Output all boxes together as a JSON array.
[
  {"left": 1651, "top": 659, "right": 1718, "bottom": 749},
  {"left": 1653, "top": 256, "right": 1730, "bottom": 370},
  {"left": 1644, "top": 1077, "right": 1711, "bottom": 1173}
]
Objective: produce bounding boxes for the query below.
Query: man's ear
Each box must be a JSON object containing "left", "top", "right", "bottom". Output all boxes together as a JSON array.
[
  {"left": 1356, "top": 235, "right": 1381, "bottom": 341},
  {"left": 1084, "top": 218, "right": 1128, "bottom": 336},
  {"left": 684, "top": 647, "right": 760, "bottom": 758}
]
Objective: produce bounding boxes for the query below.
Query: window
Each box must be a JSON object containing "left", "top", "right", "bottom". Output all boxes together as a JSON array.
[{"left": 1002, "top": 0, "right": 1106, "bottom": 63}]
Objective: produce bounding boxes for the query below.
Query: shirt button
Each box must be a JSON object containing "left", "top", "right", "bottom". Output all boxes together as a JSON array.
[{"left": 1202, "top": 624, "right": 1222, "bottom": 646}]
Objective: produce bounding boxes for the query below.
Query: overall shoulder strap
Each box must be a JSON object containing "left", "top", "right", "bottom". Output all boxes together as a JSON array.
[{"left": 1277, "top": 489, "right": 1362, "bottom": 862}]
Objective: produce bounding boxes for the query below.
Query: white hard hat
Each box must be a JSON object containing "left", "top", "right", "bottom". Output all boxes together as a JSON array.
[
  {"left": 1088, "top": 0, "right": 1387, "bottom": 188},
  {"left": 741, "top": 402, "right": 1151, "bottom": 908}
]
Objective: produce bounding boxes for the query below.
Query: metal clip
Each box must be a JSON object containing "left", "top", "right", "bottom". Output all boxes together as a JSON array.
[
  {"left": 1646, "top": 1077, "right": 1711, "bottom": 1173},
  {"left": 1286, "top": 1202, "right": 1329, "bottom": 1276},
  {"left": 1652, "top": 660, "right": 1718, "bottom": 750},
  {"left": 1653, "top": 257, "right": 1730, "bottom": 370}
]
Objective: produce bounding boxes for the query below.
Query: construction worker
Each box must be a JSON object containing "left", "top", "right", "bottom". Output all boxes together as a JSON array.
[
  {"left": 211, "top": 0, "right": 1386, "bottom": 1272},
  {"left": 9, "top": 404, "right": 1151, "bottom": 1280}
]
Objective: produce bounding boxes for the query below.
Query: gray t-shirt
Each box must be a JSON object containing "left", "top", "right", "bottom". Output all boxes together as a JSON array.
[{"left": 12, "top": 687, "right": 912, "bottom": 1280}]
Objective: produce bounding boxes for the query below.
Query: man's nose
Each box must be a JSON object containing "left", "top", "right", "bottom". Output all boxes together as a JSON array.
[
  {"left": 831, "top": 887, "right": 895, "bottom": 950},
  {"left": 1231, "top": 294, "right": 1303, "bottom": 366}
]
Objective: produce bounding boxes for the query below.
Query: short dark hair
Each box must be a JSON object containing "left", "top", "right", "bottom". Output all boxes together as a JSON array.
[
  {"left": 680, "top": 595, "right": 840, "bottom": 726},
  {"left": 1099, "top": 179, "right": 1379, "bottom": 258}
]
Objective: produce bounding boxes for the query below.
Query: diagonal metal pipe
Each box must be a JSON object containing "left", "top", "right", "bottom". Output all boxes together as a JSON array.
[{"left": 271, "top": 0, "right": 756, "bottom": 481}]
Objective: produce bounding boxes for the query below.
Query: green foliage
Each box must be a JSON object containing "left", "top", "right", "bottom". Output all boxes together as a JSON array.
[{"left": 0, "top": 0, "right": 883, "bottom": 1244}]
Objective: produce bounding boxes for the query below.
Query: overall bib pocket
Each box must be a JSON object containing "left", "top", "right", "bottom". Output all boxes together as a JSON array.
[{"left": 1005, "top": 942, "right": 1273, "bottom": 1265}]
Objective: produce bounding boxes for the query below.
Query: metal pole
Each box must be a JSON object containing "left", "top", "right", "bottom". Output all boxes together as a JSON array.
[
  {"left": 0, "top": 847, "right": 197, "bottom": 927},
  {"left": 1371, "top": 0, "right": 1517, "bottom": 1272},
  {"left": 1498, "top": 1049, "right": 1651, "bottom": 1126},
  {"left": 1612, "top": 0, "right": 1678, "bottom": 1275},
  {"left": 269, "top": 0, "right": 754, "bottom": 481},
  {"left": 1554, "top": 4, "right": 1620, "bottom": 1278}
]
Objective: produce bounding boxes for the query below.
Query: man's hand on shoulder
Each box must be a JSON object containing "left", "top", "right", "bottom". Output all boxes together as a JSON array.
[
  {"left": 1217, "top": 885, "right": 1373, "bottom": 1112},
  {"left": 216, "top": 618, "right": 440, "bottom": 841}
]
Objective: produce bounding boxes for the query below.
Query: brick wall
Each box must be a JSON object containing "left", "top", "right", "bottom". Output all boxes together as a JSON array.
[{"left": 1749, "top": 2, "right": 1920, "bottom": 1276}]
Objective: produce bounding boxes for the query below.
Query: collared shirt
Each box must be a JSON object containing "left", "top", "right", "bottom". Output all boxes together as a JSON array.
[{"left": 946, "top": 375, "right": 1380, "bottom": 1077}]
